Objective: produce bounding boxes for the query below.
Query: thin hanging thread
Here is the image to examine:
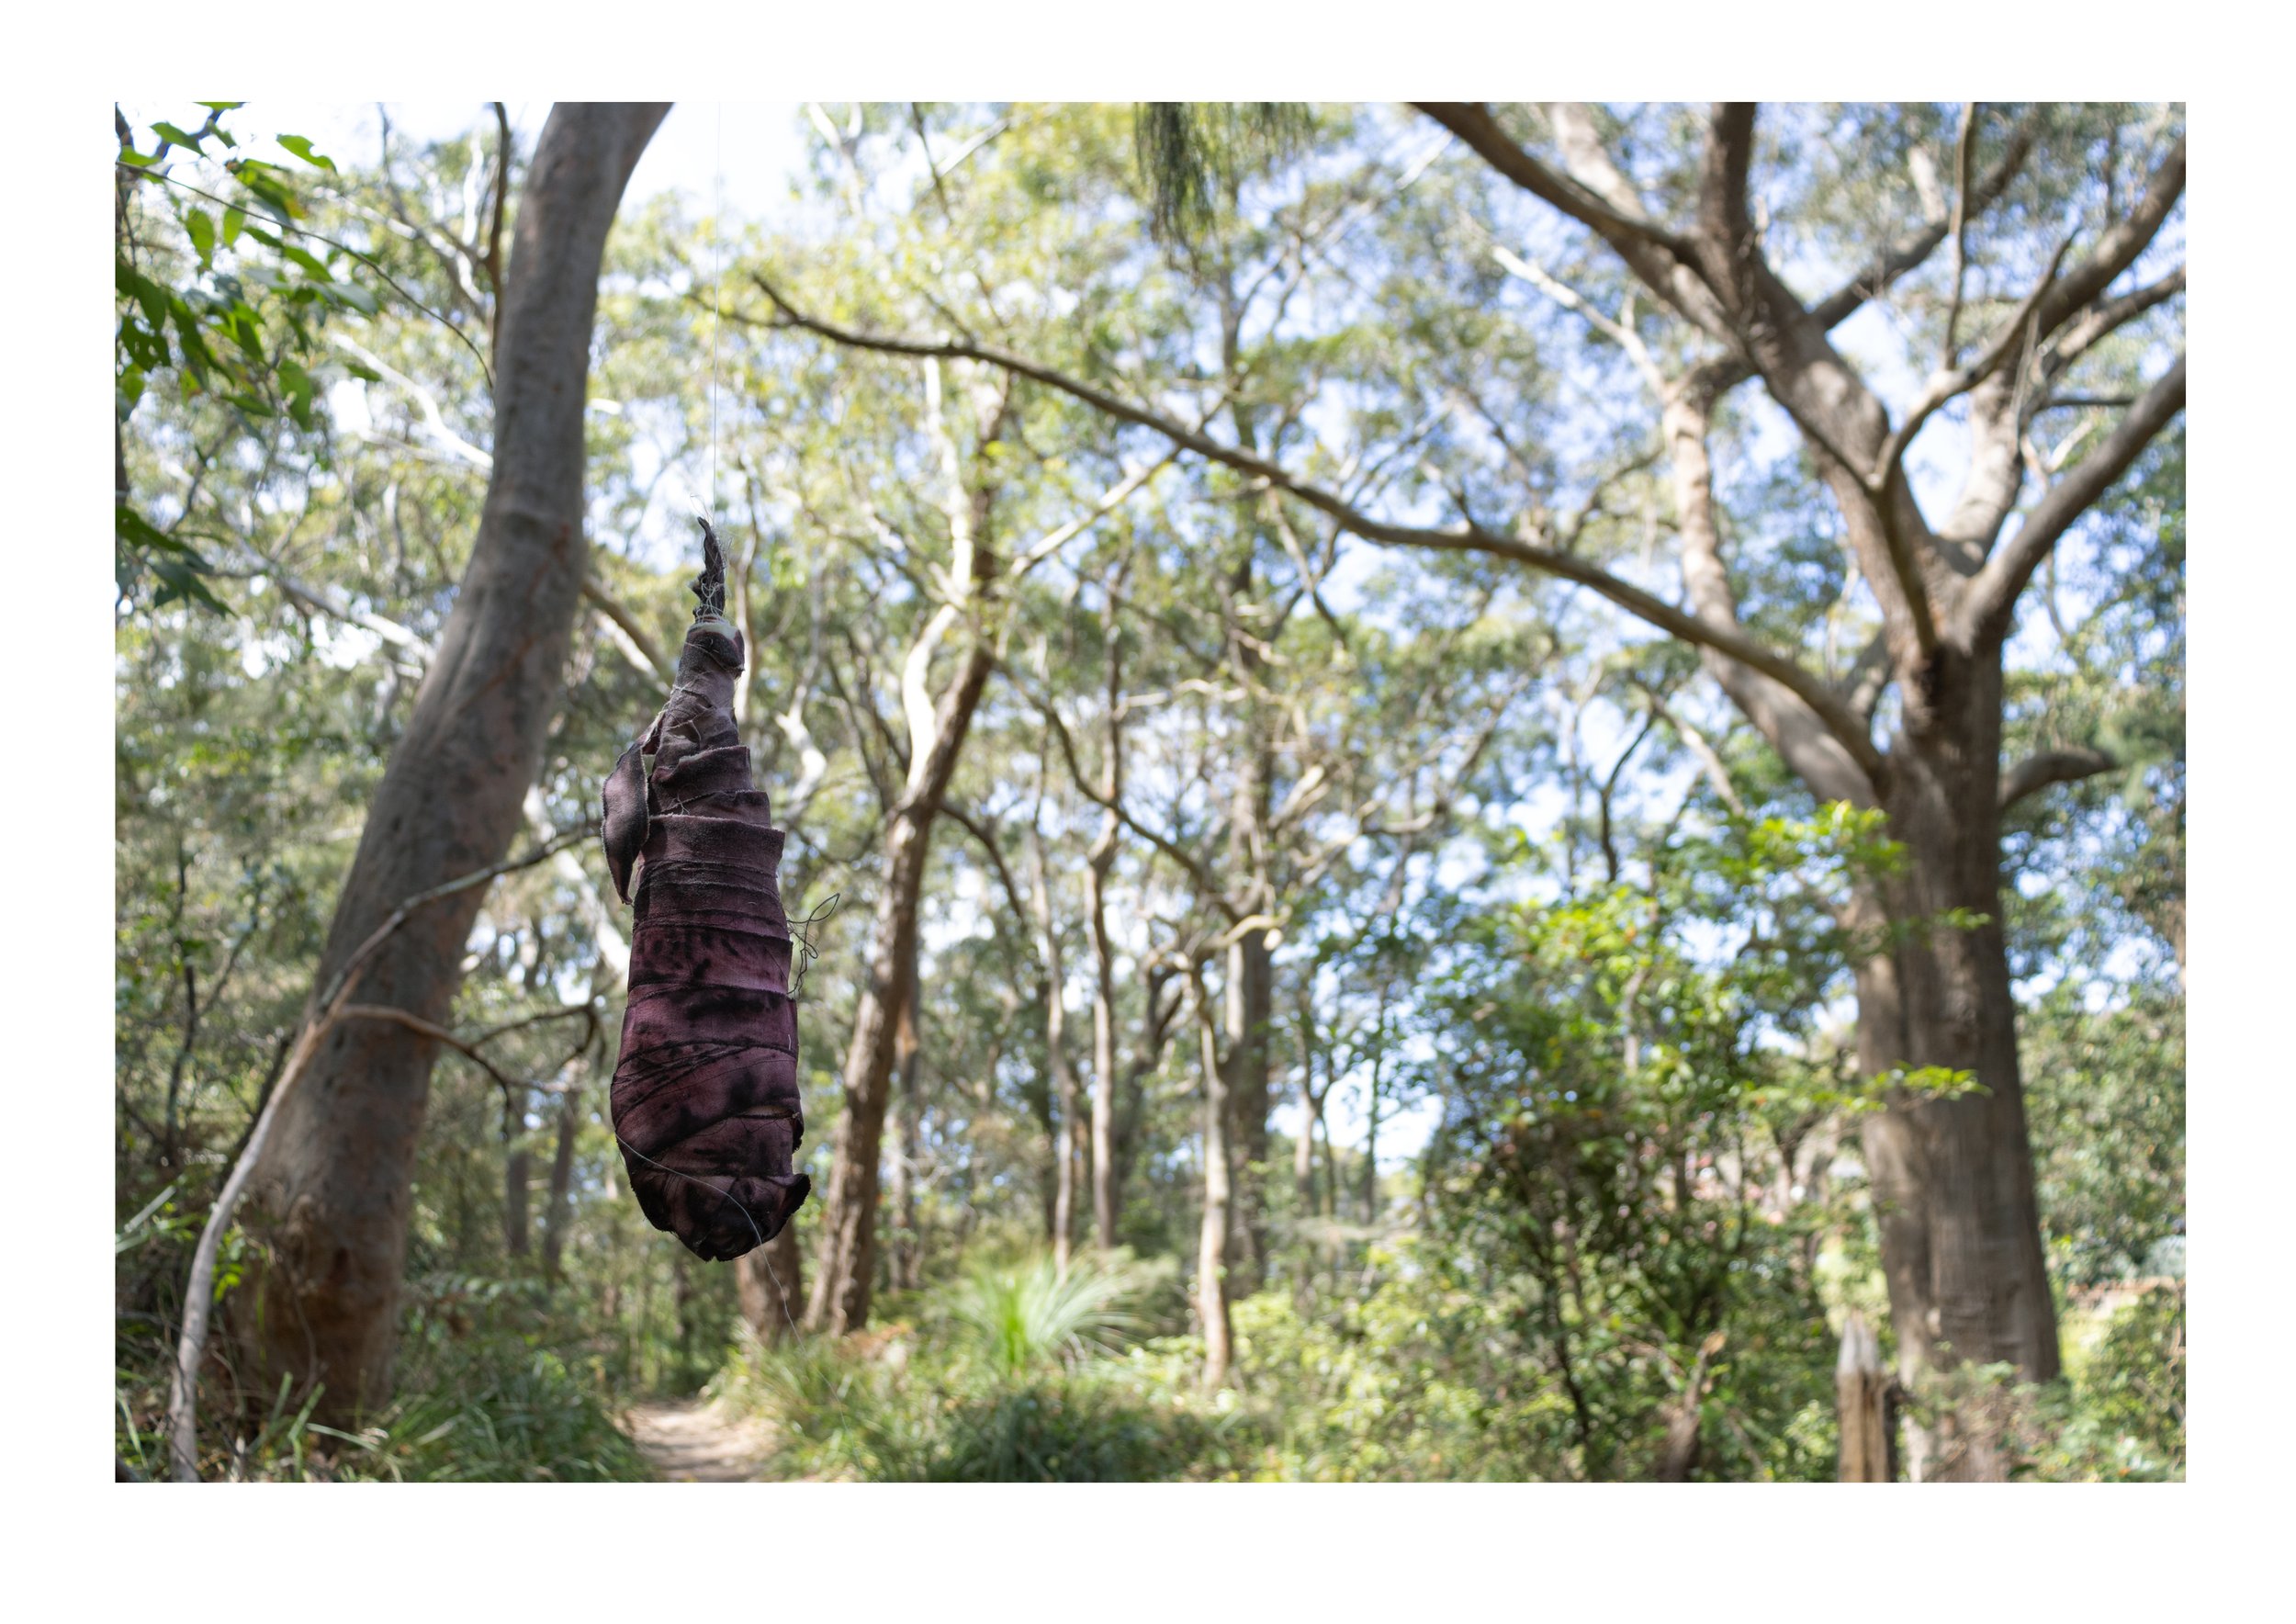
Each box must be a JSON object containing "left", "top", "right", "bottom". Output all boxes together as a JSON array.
[
  {"left": 617, "top": 1133, "right": 802, "bottom": 1339},
  {"left": 706, "top": 100, "right": 726, "bottom": 521},
  {"left": 647, "top": 108, "right": 805, "bottom": 1345}
]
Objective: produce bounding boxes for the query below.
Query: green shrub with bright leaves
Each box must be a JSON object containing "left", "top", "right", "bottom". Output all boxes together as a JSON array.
[{"left": 716, "top": 1249, "right": 1252, "bottom": 1481}]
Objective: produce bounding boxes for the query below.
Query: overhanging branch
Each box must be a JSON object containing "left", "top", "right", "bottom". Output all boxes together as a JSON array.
[
  {"left": 2000, "top": 747, "right": 2118, "bottom": 810},
  {"left": 748, "top": 275, "right": 1887, "bottom": 784}
]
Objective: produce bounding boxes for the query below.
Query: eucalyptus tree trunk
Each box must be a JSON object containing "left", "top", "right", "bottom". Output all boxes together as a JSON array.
[
  {"left": 238, "top": 103, "right": 667, "bottom": 1422},
  {"left": 885, "top": 987, "right": 924, "bottom": 1293},
  {"left": 737, "top": 1222, "right": 805, "bottom": 1344},
  {"left": 1030, "top": 825, "right": 1080, "bottom": 1271},
  {"left": 1087, "top": 591, "right": 1127, "bottom": 1250},
  {"left": 1187, "top": 965, "right": 1234, "bottom": 1390},
  {"left": 803, "top": 691, "right": 987, "bottom": 1334},
  {"left": 539, "top": 1082, "right": 581, "bottom": 1281},
  {"left": 1851, "top": 648, "right": 2056, "bottom": 1479},
  {"left": 807, "top": 361, "right": 1007, "bottom": 1336}
]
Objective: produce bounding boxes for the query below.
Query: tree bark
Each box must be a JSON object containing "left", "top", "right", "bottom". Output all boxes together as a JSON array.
[
  {"left": 1852, "top": 647, "right": 2058, "bottom": 1480},
  {"left": 807, "top": 359, "right": 1008, "bottom": 1335},
  {"left": 1087, "top": 823, "right": 1120, "bottom": 1248},
  {"left": 1187, "top": 966, "right": 1233, "bottom": 1390},
  {"left": 1087, "top": 594, "right": 1126, "bottom": 1251},
  {"left": 737, "top": 1220, "right": 805, "bottom": 1344},
  {"left": 886, "top": 980, "right": 924, "bottom": 1293},
  {"left": 1221, "top": 559, "right": 1276, "bottom": 1299},
  {"left": 1030, "top": 823, "right": 1079, "bottom": 1272},
  {"left": 237, "top": 103, "right": 668, "bottom": 1422},
  {"left": 539, "top": 1081, "right": 580, "bottom": 1280},
  {"left": 1836, "top": 1312, "right": 1896, "bottom": 1482},
  {"left": 805, "top": 644, "right": 996, "bottom": 1333}
]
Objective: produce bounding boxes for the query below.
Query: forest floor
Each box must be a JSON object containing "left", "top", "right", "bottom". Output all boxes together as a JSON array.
[{"left": 622, "top": 1397, "right": 779, "bottom": 1483}]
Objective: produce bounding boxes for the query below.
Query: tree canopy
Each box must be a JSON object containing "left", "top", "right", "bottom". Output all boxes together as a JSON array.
[{"left": 115, "top": 99, "right": 2183, "bottom": 1488}]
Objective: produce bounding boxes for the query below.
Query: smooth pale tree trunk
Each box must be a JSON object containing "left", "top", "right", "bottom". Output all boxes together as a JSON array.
[
  {"left": 238, "top": 103, "right": 667, "bottom": 1421},
  {"left": 1087, "top": 822, "right": 1120, "bottom": 1248},
  {"left": 1030, "top": 824, "right": 1079, "bottom": 1271},
  {"left": 1187, "top": 968, "right": 1233, "bottom": 1390},
  {"left": 1086, "top": 590, "right": 1127, "bottom": 1249}
]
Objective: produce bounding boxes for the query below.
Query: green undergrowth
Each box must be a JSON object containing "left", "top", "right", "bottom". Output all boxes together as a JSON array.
[{"left": 117, "top": 1272, "right": 651, "bottom": 1483}]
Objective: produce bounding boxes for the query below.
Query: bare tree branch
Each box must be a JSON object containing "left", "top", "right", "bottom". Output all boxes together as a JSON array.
[
  {"left": 2032, "top": 137, "right": 2186, "bottom": 344},
  {"left": 581, "top": 578, "right": 675, "bottom": 683},
  {"left": 749, "top": 274, "right": 1887, "bottom": 784},
  {"left": 1807, "top": 107, "right": 2042, "bottom": 330},
  {"left": 2000, "top": 747, "right": 2118, "bottom": 810},
  {"left": 1957, "top": 355, "right": 2186, "bottom": 646}
]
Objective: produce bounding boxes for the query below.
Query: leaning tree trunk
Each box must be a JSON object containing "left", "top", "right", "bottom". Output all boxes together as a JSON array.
[
  {"left": 238, "top": 104, "right": 668, "bottom": 1422},
  {"left": 1853, "top": 647, "right": 2058, "bottom": 1482},
  {"left": 805, "top": 643, "right": 996, "bottom": 1335}
]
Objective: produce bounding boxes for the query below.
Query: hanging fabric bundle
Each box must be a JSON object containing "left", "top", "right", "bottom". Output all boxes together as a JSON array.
[{"left": 601, "top": 520, "right": 809, "bottom": 1260}]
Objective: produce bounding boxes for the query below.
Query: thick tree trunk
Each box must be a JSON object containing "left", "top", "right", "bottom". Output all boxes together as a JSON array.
[
  {"left": 806, "top": 646, "right": 996, "bottom": 1335},
  {"left": 238, "top": 103, "right": 667, "bottom": 1422},
  {"left": 1854, "top": 649, "right": 2058, "bottom": 1482}
]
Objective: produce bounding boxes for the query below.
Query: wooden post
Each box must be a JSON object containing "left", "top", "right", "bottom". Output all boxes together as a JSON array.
[{"left": 1837, "top": 1311, "right": 1896, "bottom": 1482}]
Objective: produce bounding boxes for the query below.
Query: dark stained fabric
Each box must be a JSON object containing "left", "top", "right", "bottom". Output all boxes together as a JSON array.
[{"left": 600, "top": 571, "right": 808, "bottom": 1262}]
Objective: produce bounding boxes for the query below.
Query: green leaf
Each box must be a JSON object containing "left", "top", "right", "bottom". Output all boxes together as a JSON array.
[
  {"left": 279, "top": 359, "right": 318, "bottom": 432},
  {"left": 281, "top": 242, "right": 333, "bottom": 282},
  {"left": 151, "top": 120, "right": 202, "bottom": 152},
  {"left": 221, "top": 205, "right": 245, "bottom": 247},
  {"left": 149, "top": 555, "right": 231, "bottom": 614},
  {"left": 276, "top": 134, "right": 337, "bottom": 173},
  {"left": 186, "top": 209, "right": 217, "bottom": 270},
  {"left": 323, "top": 282, "right": 380, "bottom": 317}
]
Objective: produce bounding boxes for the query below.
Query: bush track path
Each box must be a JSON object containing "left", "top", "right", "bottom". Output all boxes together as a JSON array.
[{"left": 623, "top": 1397, "right": 776, "bottom": 1482}]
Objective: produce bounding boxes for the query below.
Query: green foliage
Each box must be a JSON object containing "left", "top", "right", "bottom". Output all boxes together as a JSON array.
[
  {"left": 720, "top": 1253, "right": 1238, "bottom": 1481},
  {"left": 115, "top": 104, "right": 384, "bottom": 612},
  {"left": 2025, "top": 982, "right": 2185, "bottom": 1289},
  {"left": 115, "top": 101, "right": 2182, "bottom": 1484},
  {"left": 1132, "top": 102, "right": 1312, "bottom": 241},
  {"left": 116, "top": 1275, "right": 649, "bottom": 1483},
  {"left": 2037, "top": 1284, "right": 2185, "bottom": 1481},
  {"left": 948, "top": 1252, "right": 1148, "bottom": 1378}
]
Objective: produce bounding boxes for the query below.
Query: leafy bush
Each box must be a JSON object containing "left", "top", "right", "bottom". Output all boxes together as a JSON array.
[{"left": 716, "top": 1249, "right": 1249, "bottom": 1481}]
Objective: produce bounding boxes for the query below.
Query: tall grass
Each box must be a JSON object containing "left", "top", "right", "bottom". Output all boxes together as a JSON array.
[{"left": 948, "top": 1253, "right": 1146, "bottom": 1378}]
